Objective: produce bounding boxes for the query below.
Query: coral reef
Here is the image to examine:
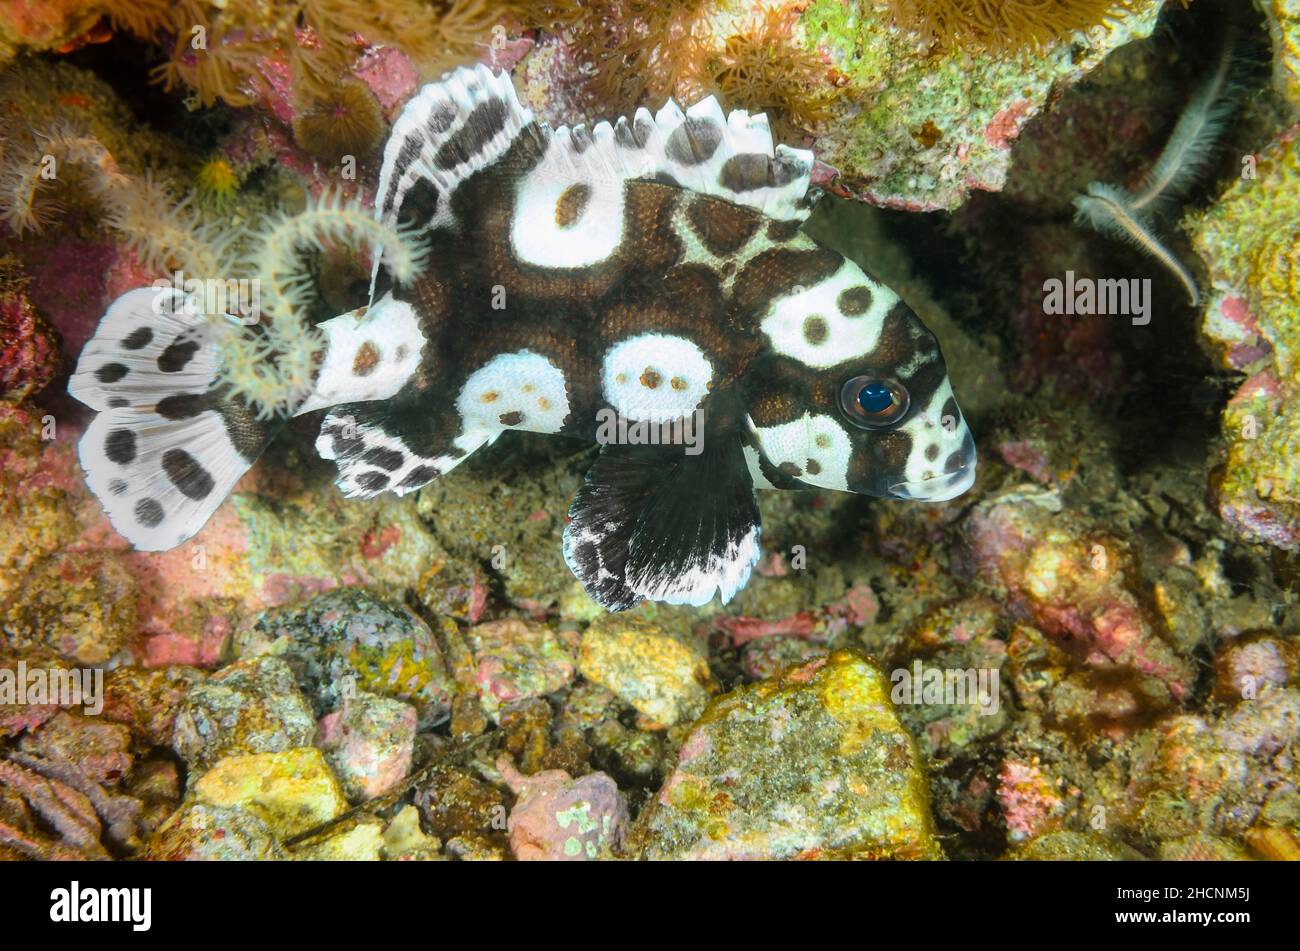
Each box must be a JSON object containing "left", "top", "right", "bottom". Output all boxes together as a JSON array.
[
  {"left": 0, "top": 262, "right": 61, "bottom": 399},
  {"left": 0, "top": 0, "right": 518, "bottom": 106},
  {"left": 509, "top": 1, "right": 1170, "bottom": 208},
  {"left": 878, "top": 0, "right": 1147, "bottom": 53},
  {"left": 1191, "top": 125, "right": 1300, "bottom": 550},
  {"left": 0, "top": 0, "right": 1297, "bottom": 870}
]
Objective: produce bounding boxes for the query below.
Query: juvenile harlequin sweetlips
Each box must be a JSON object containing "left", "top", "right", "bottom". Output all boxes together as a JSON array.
[{"left": 69, "top": 65, "right": 976, "bottom": 611}]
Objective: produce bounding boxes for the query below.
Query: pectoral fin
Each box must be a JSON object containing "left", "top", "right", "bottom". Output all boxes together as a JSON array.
[{"left": 563, "top": 434, "right": 762, "bottom": 611}]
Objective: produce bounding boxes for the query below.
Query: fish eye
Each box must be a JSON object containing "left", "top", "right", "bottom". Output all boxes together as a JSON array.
[{"left": 839, "top": 376, "right": 909, "bottom": 429}]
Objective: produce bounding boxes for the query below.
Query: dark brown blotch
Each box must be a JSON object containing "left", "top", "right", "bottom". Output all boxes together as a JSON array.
[
  {"left": 555, "top": 183, "right": 591, "bottom": 228},
  {"left": 686, "top": 196, "right": 760, "bottom": 257},
  {"left": 122, "top": 327, "right": 153, "bottom": 350},
  {"left": 860, "top": 305, "right": 918, "bottom": 369},
  {"left": 363, "top": 446, "right": 404, "bottom": 471},
  {"left": 838, "top": 286, "right": 873, "bottom": 316},
  {"left": 157, "top": 339, "right": 200, "bottom": 373},
  {"left": 766, "top": 219, "right": 802, "bottom": 242},
  {"left": 802, "top": 315, "right": 828, "bottom": 345},
  {"left": 400, "top": 465, "right": 438, "bottom": 489},
  {"left": 748, "top": 389, "right": 795, "bottom": 423},
  {"left": 156, "top": 392, "right": 208, "bottom": 420},
  {"left": 105, "top": 428, "right": 136, "bottom": 465},
  {"left": 876, "top": 430, "right": 912, "bottom": 470},
  {"left": 97, "top": 363, "right": 129, "bottom": 384},
  {"left": 435, "top": 98, "right": 509, "bottom": 169},
  {"left": 623, "top": 182, "right": 684, "bottom": 275},
  {"left": 135, "top": 497, "right": 164, "bottom": 528},
  {"left": 330, "top": 427, "right": 364, "bottom": 458},
  {"left": 731, "top": 248, "right": 842, "bottom": 323},
  {"left": 666, "top": 118, "right": 722, "bottom": 165},
  {"left": 632, "top": 114, "right": 655, "bottom": 147},
  {"left": 428, "top": 99, "right": 458, "bottom": 134},
  {"left": 384, "top": 137, "right": 423, "bottom": 216},
  {"left": 613, "top": 117, "right": 641, "bottom": 149},
  {"left": 353, "top": 342, "right": 381, "bottom": 376},
  {"left": 719, "top": 153, "right": 798, "bottom": 192},
  {"left": 570, "top": 126, "right": 594, "bottom": 153},
  {"left": 163, "top": 448, "right": 215, "bottom": 500},
  {"left": 394, "top": 176, "right": 439, "bottom": 231}
]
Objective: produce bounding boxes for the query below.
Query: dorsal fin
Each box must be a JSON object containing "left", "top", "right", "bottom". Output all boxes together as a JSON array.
[
  {"left": 370, "top": 66, "right": 819, "bottom": 299},
  {"left": 538, "top": 95, "right": 817, "bottom": 223}
]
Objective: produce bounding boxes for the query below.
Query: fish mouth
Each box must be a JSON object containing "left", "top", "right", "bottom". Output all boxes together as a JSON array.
[{"left": 889, "top": 463, "right": 976, "bottom": 502}]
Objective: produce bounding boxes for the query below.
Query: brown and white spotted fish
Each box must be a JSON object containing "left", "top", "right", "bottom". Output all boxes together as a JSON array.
[{"left": 70, "top": 65, "right": 976, "bottom": 611}]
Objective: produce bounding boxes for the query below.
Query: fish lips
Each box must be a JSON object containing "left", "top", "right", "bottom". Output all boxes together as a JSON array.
[{"left": 889, "top": 460, "right": 977, "bottom": 502}]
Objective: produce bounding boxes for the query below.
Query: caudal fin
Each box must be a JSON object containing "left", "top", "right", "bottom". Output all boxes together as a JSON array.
[{"left": 69, "top": 286, "right": 283, "bottom": 551}]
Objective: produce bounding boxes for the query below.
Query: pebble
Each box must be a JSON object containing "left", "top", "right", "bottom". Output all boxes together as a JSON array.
[
  {"left": 578, "top": 616, "right": 714, "bottom": 729},
  {"left": 239, "top": 587, "right": 453, "bottom": 729},
  {"left": 633, "top": 649, "right": 941, "bottom": 860},
  {"left": 172, "top": 656, "right": 316, "bottom": 774},
  {"left": 191, "top": 747, "right": 348, "bottom": 839},
  {"left": 499, "top": 756, "right": 628, "bottom": 860},
  {"left": 317, "top": 690, "right": 416, "bottom": 802}
]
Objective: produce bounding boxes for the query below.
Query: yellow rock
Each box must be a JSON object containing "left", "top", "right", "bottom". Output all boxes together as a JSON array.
[
  {"left": 294, "top": 819, "right": 385, "bottom": 861},
  {"left": 633, "top": 649, "right": 942, "bottom": 860},
  {"left": 381, "top": 805, "right": 444, "bottom": 861},
  {"left": 193, "top": 747, "right": 348, "bottom": 838},
  {"left": 579, "top": 617, "right": 714, "bottom": 729},
  {"left": 1266, "top": 0, "right": 1300, "bottom": 106}
]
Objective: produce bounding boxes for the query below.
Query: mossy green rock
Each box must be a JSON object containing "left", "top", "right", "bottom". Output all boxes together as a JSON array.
[
  {"left": 1191, "top": 129, "right": 1300, "bottom": 551},
  {"left": 631, "top": 649, "right": 942, "bottom": 860},
  {"left": 238, "top": 587, "right": 453, "bottom": 729},
  {"left": 799, "top": 0, "right": 1164, "bottom": 210},
  {"left": 143, "top": 801, "right": 287, "bottom": 861},
  {"left": 1009, "top": 831, "right": 1146, "bottom": 861},
  {"left": 172, "top": 656, "right": 316, "bottom": 775}
]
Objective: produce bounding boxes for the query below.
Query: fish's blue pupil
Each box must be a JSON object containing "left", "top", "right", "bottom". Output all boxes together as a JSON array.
[{"left": 858, "top": 382, "right": 894, "bottom": 414}]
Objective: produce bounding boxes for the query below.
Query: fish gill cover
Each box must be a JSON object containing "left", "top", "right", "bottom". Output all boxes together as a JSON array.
[{"left": 0, "top": 0, "right": 1295, "bottom": 875}]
